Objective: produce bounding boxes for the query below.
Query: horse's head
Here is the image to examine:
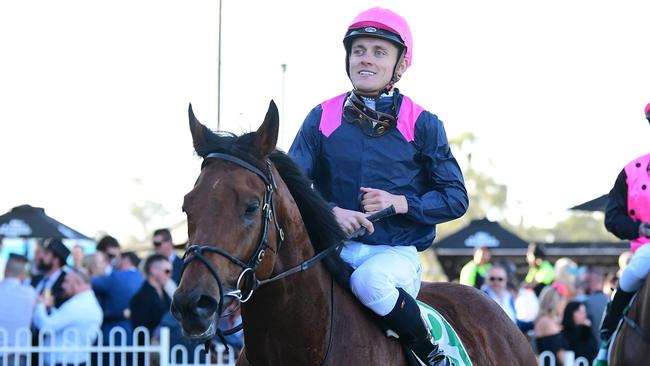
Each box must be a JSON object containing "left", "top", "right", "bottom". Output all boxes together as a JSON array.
[{"left": 171, "top": 101, "right": 283, "bottom": 342}]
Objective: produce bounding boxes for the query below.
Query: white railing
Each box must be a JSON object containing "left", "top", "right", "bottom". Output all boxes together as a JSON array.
[
  {"left": 0, "top": 326, "right": 237, "bottom": 366},
  {"left": 538, "top": 350, "right": 591, "bottom": 366},
  {"left": 1, "top": 326, "right": 594, "bottom": 366}
]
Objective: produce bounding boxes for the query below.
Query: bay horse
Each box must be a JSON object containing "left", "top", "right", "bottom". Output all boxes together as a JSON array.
[
  {"left": 610, "top": 273, "right": 650, "bottom": 365},
  {"left": 171, "top": 101, "right": 537, "bottom": 365}
]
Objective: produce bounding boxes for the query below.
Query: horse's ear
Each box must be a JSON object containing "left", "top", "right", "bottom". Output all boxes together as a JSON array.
[
  {"left": 188, "top": 103, "right": 209, "bottom": 152},
  {"left": 254, "top": 100, "right": 279, "bottom": 157}
]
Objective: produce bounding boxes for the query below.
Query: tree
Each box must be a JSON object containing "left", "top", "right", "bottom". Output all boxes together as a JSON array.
[{"left": 436, "top": 132, "right": 508, "bottom": 239}]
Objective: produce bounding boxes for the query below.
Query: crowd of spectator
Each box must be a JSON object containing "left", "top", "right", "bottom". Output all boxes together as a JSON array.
[
  {"left": 0, "top": 229, "right": 243, "bottom": 366},
  {"left": 459, "top": 243, "right": 629, "bottom": 365},
  {"left": 0, "top": 229, "right": 630, "bottom": 365}
]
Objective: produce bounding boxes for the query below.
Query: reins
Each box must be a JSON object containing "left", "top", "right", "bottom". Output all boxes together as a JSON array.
[
  {"left": 623, "top": 315, "right": 650, "bottom": 344},
  {"left": 256, "top": 205, "right": 396, "bottom": 287}
]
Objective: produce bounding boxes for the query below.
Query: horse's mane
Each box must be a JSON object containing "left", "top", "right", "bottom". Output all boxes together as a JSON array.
[{"left": 195, "top": 130, "right": 353, "bottom": 289}]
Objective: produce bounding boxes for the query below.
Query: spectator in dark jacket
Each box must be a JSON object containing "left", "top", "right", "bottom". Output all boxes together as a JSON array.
[
  {"left": 32, "top": 238, "right": 70, "bottom": 309},
  {"left": 129, "top": 254, "right": 172, "bottom": 333},
  {"left": 561, "top": 301, "right": 599, "bottom": 362}
]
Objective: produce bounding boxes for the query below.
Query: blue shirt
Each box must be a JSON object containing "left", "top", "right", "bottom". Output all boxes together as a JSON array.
[
  {"left": 289, "top": 90, "right": 468, "bottom": 250},
  {"left": 92, "top": 268, "right": 144, "bottom": 339},
  {"left": 0, "top": 278, "right": 36, "bottom": 348}
]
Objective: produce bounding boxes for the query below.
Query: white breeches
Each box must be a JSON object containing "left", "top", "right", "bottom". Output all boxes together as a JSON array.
[
  {"left": 340, "top": 241, "right": 422, "bottom": 316},
  {"left": 620, "top": 244, "right": 650, "bottom": 292}
]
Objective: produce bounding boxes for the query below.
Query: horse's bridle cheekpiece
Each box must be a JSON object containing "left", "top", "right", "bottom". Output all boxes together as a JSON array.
[{"left": 181, "top": 152, "right": 285, "bottom": 336}]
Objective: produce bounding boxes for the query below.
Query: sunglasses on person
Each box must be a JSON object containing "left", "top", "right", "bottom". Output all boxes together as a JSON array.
[
  {"left": 488, "top": 277, "right": 504, "bottom": 282},
  {"left": 153, "top": 240, "right": 165, "bottom": 247}
]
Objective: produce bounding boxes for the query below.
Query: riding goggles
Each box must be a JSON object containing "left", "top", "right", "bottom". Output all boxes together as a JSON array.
[{"left": 343, "top": 92, "right": 396, "bottom": 137}]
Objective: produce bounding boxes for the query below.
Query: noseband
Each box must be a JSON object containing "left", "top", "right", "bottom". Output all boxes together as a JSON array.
[{"left": 182, "top": 152, "right": 285, "bottom": 320}]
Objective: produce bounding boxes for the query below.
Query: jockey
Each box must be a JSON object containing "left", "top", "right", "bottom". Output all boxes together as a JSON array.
[
  {"left": 289, "top": 7, "right": 468, "bottom": 366},
  {"left": 595, "top": 102, "right": 650, "bottom": 365}
]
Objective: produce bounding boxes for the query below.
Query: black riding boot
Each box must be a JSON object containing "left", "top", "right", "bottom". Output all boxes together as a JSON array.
[
  {"left": 382, "top": 288, "right": 455, "bottom": 366},
  {"left": 599, "top": 286, "right": 635, "bottom": 341}
]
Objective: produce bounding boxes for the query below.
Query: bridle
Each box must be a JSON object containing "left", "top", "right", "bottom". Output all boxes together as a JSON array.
[
  {"left": 181, "top": 152, "right": 345, "bottom": 343},
  {"left": 181, "top": 151, "right": 395, "bottom": 364},
  {"left": 182, "top": 152, "right": 285, "bottom": 319}
]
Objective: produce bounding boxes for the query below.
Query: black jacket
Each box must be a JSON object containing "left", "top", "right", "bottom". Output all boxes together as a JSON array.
[
  {"left": 129, "top": 281, "right": 171, "bottom": 333},
  {"left": 605, "top": 169, "right": 642, "bottom": 240},
  {"left": 32, "top": 270, "right": 68, "bottom": 309}
]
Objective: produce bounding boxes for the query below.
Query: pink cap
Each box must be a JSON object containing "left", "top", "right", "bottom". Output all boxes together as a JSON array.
[{"left": 645, "top": 102, "right": 650, "bottom": 116}]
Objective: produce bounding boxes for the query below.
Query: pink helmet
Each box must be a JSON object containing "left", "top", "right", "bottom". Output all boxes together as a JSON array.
[
  {"left": 343, "top": 7, "right": 413, "bottom": 84},
  {"left": 645, "top": 102, "right": 650, "bottom": 117}
]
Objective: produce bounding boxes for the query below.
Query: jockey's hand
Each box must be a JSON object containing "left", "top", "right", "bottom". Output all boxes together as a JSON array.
[
  {"left": 332, "top": 206, "right": 374, "bottom": 237},
  {"left": 360, "top": 187, "right": 408, "bottom": 215},
  {"left": 639, "top": 222, "right": 650, "bottom": 238}
]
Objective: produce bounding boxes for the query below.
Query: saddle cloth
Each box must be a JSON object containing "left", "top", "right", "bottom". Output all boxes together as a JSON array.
[{"left": 387, "top": 301, "right": 472, "bottom": 366}]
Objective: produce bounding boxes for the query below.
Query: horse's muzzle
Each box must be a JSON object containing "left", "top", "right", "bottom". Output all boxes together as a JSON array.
[{"left": 171, "top": 289, "right": 220, "bottom": 341}]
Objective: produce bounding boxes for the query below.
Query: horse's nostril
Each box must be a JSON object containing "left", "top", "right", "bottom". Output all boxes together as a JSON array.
[{"left": 195, "top": 294, "right": 219, "bottom": 318}]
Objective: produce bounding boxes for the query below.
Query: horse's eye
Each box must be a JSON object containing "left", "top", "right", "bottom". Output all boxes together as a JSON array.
[{"left": 245, "top": 202, "right": 260, "bottom": 216}]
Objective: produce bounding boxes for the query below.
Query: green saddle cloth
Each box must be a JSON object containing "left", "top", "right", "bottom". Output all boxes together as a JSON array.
[{"left": 417, "top": 300, "right": 472, "bottom": 366}]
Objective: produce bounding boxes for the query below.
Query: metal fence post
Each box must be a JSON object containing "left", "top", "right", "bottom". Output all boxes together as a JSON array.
[{"left": 159, "top": 327, "right": 170, "bottom": 366}]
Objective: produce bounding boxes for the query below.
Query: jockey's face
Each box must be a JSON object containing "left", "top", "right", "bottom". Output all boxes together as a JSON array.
[{"left": 348, "top": 37, "right": 405, "bottom": 94}]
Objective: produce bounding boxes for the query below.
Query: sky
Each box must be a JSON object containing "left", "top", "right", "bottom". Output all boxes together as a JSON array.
[{"left": 1, "top": 0, "right": 648, "bottom": 243}]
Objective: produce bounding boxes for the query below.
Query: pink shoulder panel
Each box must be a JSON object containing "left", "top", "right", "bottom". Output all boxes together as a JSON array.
[
  {"left": 319, "top": 93, "right": 347, "bottom": 137},
  {"left": 396, "top": 95, "right": 424, "bottom": 142}
]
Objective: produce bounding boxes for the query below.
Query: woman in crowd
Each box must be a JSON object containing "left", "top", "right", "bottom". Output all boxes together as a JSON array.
[
  {"left": 561, "top": 301, "right": 599, "bottom": 362},
  {"left": 534, "top": 285, "right": 569, "bottom": 364}
]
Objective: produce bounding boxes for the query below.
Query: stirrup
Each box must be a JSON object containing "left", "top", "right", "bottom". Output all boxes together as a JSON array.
[{"left": 411, "top": 342, "right": 455, "bottom": 366}]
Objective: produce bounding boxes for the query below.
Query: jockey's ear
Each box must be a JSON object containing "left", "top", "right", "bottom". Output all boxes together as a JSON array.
[
  {"left": 254, "top": 100, "right": 279, "bottom": 157},
  {"left": 188, "top": 103, "right": 210, "bottom": 152},
  {"left": 393, "top": 55, "right": 407, "bottom": 83}
]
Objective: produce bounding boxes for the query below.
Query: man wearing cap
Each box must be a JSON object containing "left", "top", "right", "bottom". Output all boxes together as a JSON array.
[
  {"left": 32, "top": 238, "right": 71, "bottom": 309},
  {"left": 289, "top": 7, "right": 467, "bottom": 365},
  {"left": 595, "top": 103, "right": 650, "bottom": 365}
]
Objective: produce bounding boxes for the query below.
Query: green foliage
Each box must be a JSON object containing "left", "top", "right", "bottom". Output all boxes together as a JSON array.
[
  {"left": 436, "top": 132, "right": 507, "bottom": 239},
  {"left": 130, "top": 200, "right": 168, "bottom": 241},
  {"left": 504, "top": 213, "right": 619, "bottom": 243},
  {"left": 435, "top": 132, "right": 617, "bottom": 243}
]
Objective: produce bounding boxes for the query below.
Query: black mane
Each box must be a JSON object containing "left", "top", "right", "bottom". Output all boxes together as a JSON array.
[{"left": 195, "top": 130, "right": 353, "bottom": 288}]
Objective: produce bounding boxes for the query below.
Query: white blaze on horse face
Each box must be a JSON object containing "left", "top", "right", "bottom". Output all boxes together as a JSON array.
[{"left": 212, "top": 178, "right": 222, "bottom": 190}]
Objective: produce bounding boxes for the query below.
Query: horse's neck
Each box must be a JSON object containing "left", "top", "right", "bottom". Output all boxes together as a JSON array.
[{"left": 240, "top": 188, "right": 333, "bottom": 363}]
